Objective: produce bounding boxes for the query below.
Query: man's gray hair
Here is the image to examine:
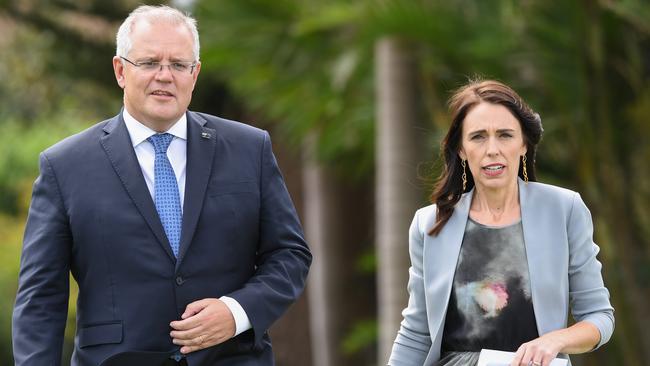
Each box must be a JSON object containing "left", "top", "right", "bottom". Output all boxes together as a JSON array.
[{"left": 116, "top": 5, "right": 200, "bottom": 61}]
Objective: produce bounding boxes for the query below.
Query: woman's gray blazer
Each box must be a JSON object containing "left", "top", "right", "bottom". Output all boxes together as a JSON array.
[{"left": 388, "top": 179, "right": 614, "bottom": 366}]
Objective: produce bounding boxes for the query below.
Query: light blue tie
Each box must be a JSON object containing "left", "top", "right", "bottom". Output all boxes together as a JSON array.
[{"left": 148, "top": 133, "right": 182, "bottom": 257}]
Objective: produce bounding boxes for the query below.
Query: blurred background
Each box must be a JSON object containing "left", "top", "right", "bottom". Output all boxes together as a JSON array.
[{"left": 0, "top": 0, "right": 648, "bottom": 365}]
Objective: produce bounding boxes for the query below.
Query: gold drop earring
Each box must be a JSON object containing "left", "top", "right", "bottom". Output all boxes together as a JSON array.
[
  {"left": 522, "top": 155, "right": 528, "bottom": 183},
  {"left": 461, "top": 159, "right": 467, "bottom": 191}
]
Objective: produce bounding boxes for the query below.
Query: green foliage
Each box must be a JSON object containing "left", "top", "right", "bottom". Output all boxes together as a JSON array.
[
  {"left": 0, "top": 21, "right": 57, "bottom": 122},
  {"left": 0, "top": 20, "right": 119, "bottom": 125},
  {"left": 0, "top": 213, "right": 79, "bottom": 365},
  {"left": 0, "top": 214, "right": 23, "bottom": 363},
  {"left": 196, "top": 0, "right": 375, "bottom": 178},
  {"left": 0, "top": 118, "right": 95, "bottom": 215},
  {"left": 356, "top": 249, "right": 376, "bottom": 274},
  {"left": 0, "top": 118, "right": 91, "bottom": 365},
  {"left": 341, "top": 319, "right": 377, "bottom": 355}
]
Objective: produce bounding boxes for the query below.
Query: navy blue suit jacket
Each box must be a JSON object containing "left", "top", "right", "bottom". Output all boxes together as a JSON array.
[{"left": 12, "top": 111, "right": 312, "bottom": 365}]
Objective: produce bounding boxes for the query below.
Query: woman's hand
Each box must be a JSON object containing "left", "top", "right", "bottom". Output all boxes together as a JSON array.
[
  {"left": 510, "top": 331, "right": 565, "bottom": 366},
  {"left": 510, "top": 321, "right": 600, "bottom": 366}
]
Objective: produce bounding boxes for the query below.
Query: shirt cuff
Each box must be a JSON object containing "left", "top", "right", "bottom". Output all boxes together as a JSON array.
[{"left": 220, "top": 296, "right": 252, "bottom": 337}]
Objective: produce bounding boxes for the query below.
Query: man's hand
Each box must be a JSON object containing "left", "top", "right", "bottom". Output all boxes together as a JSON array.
[{"left": 170, "top": 298, "right": 236, "bottom": 354}]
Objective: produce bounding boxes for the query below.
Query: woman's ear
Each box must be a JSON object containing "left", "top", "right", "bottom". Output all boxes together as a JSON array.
[{"left": 458, "top": 149, "right": 466, "bottom": 161}]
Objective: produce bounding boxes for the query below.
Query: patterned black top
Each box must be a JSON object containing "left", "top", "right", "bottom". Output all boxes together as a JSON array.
[{"left": 441, "top": 217, "right": 539, "bottom": 354}]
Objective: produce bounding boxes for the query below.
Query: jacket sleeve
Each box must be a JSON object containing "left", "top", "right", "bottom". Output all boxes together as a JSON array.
[
  {"left": 388, "top": 209, "right": 431, "bottom": 365},
  {"left": 12, "top": 153, "right": 72, "bottom": 365},
  {"left": 567, "top": 192, "right": 615, "bottom": 349},
  {"left": 225, "top": 131, "right": 312, "bottom": 346}
]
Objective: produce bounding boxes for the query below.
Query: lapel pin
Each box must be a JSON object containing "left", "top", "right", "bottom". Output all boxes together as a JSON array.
[{"left": 201, "top": 131, "right": 211, "bottom": 139}]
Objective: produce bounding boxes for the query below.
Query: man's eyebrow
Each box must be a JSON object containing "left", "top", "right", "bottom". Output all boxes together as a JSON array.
[
  {"left": 169, "top": 56, "right": 194, "bottom": 62},
  {"left": 133, "top": 56, "right": 157, "bottom": 61}
]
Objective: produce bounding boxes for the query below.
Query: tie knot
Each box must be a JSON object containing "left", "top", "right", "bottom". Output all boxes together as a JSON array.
[{"left": 148, "top": 133, "right": 174, "bottom": 154}]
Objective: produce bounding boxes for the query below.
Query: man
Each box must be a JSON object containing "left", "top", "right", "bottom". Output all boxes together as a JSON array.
[{"left": 12, "top": 5, "right": 311, "bottom": 366}]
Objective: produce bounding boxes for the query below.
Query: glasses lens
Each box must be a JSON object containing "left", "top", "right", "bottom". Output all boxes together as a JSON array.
[
  {"left": 171, "top": 63, "right": 190, "bottom": 72},
  {"left": 139, "top": 61, "right": 159, "bottom": 71}
]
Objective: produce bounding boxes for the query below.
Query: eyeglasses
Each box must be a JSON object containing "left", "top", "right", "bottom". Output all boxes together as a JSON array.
[{"left": 120, "top": 56, "right": 197, "bottom": 74}]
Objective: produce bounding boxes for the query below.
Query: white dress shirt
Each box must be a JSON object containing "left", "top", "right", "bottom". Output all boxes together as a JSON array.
[{"left": 122, "top": 107, "right": 252, "bottom": 337}]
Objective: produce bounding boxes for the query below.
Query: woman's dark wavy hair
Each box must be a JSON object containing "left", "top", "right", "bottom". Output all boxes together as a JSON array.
[{"left": 428, "top": 79, "right": 544, "bottom": 236}]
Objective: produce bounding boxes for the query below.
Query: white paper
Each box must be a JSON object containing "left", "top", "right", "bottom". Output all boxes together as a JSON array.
[{"left": 477, "top": 349, "right": 568, "bottom": 366}]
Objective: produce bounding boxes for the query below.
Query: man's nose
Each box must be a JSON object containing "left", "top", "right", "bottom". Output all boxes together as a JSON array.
[{"left": 154, "top": 64, "right": 174, "bottom": 80}]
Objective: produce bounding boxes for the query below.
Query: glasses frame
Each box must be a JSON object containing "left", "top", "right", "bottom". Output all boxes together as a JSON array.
[{"left": 120, "top": 56, "right": 197, "bottom": 74}]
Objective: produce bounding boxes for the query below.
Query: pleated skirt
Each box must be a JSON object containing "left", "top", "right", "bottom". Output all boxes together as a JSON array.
[{"left": 438, "top": 351, "right": 480, "bottom": 366}]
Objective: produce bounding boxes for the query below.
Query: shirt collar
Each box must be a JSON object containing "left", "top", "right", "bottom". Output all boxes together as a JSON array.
[{"left": 122, "top": 107, "right": 188, "bottom": 148}]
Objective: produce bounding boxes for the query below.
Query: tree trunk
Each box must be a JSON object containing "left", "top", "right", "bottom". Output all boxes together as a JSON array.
[
  {"left": 375, "top": 36, "right": 425, "bottom": 364},
  {"left": 303, "top": 136, "right": 341, "bottom": 366},
  {"left": 303, "top": 136, "right": 376, "bottom": 366},
  {"left": 265, "top": 129, "right": 313, "bottom": 366}
]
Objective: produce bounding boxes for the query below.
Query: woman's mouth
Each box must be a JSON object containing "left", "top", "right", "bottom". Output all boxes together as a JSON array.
[{"left": 482, "top": 164, "right": 505, "bottom": 176}]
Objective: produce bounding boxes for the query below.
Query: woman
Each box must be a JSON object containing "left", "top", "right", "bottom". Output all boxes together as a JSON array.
[{"left": 388, "top": 80, "right": 614, "bottom": 366}]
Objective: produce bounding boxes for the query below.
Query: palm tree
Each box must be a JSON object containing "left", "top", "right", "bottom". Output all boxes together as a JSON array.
[{"left": 374, "top": 36, "right": 425, "bottom": 362}]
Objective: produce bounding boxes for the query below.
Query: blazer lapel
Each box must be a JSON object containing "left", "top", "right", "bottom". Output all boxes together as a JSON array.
[
  {"left": 519, "top": 179, "right": 550, "bottom": 335},
  {"left": 426, "top": 190, "right": 472, "bottom": 340},
  {"left": 176, "top": 112, "right": 216, "bottom": 266},
  {"left": 100, "top": 113, "right": 176, "bottom": 262}
]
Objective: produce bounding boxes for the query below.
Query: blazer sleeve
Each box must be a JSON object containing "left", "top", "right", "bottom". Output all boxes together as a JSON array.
[
  {"left": 225, "top": 131, "right": 312, "bottom": 346},
  {"left": 567, "top": 192, "right": 615, "bottom": 349},
  {"left": 388, "top": 208, "right": 431, "bottom": 365},
  {"left": 12, "top": 153, "right": 72, "bottom": 366}
]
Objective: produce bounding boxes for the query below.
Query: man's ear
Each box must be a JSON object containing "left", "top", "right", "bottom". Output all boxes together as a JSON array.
[
  {"left": 190, "top": 61, "right": 201, "bottom": 89},
  {"left": 112, "top": 56, "right": 126, "bottom": 89}
]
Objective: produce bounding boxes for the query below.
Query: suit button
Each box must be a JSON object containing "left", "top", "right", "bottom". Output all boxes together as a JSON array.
[{"left": 175, "top": 276, "right": 184, "bottom": 285}]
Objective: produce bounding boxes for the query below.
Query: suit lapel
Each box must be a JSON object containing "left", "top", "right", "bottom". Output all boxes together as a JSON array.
[
  {"left": 519, "top": 179, "right": 546, "bottom": 334},
  {"left": 426, "top": 190, "right": 472, "bottom": 341},
  {"left": 100, "top": 113, "right": 176, "bottom": 262},
  {"left": 176, "top": 112, "right": 216, "bottom": 266}
]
